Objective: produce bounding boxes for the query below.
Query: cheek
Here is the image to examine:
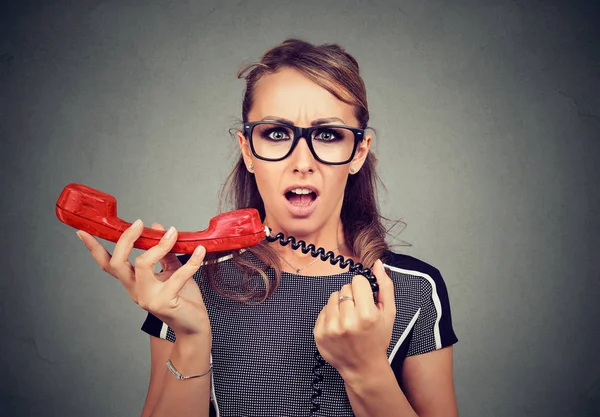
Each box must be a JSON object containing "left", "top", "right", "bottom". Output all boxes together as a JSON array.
[
  {"left": 324, "top": 170, "right": 350, "bottom": 200},
  {"left": 254, "top": 165, "right": 281, "bottom": 200}
]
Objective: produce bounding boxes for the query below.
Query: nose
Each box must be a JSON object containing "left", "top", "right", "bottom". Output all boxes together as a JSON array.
[{"left": 290, "top": 136, "right": 316, "bottom": 173}]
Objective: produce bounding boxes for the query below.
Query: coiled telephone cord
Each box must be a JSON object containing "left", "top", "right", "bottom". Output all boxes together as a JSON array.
[{"left": 265, "top": 230, "right": 379, "bottom": 415}]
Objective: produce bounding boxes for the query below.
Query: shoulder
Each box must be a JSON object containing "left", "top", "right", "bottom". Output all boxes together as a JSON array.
[
  {"left": 382, "top": 250, "right": 458, "bottom": 354},
  {"left": 382, "top": 250, "right": 448, "bottom": 292},
  {"left": 381, "top": 250, "right": 455, "bottom": 331}
]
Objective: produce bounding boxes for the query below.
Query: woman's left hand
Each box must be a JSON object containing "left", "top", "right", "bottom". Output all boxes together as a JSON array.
[{"left": 313, "top": 259, "right": 397, "bottom": 377}]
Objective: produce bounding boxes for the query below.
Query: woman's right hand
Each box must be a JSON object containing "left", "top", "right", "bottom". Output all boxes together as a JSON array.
[{"left": 76, "top": 220, "right": 211, "bottom": 339}]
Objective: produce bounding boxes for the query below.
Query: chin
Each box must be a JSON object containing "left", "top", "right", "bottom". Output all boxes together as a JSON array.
[
  {"left": 281, "top": 222, "right": 319, "bottom": 239},
  {"left": 268, "top": 214, "right": 323, "bottom": 240}
]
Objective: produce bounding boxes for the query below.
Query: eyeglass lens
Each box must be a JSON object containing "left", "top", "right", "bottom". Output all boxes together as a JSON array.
[{"left": 252, "top": 123, "right": 355, "bottom": 163}]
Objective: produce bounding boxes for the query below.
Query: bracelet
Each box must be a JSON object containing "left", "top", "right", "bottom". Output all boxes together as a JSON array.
[{"left": 165, "top": 358, "right": 212, "bottom": 380}]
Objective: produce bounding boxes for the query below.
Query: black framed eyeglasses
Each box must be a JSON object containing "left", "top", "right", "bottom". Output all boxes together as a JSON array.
[{"left": 243, "top": 121, "right": 364, "bottom": 165}]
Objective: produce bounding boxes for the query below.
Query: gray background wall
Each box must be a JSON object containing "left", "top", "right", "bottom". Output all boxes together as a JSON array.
[{"left": 1, "top": 0, "right": 599, "bottom": 416}]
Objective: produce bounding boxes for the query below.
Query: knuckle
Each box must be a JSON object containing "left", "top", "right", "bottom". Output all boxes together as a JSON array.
[
  {"left": 108, "top": 258, "right": 119, "bottom": 270},
  {"left": 134, "top": 256, "right": 148, "bottom": 268},
  {"left": 359, "top": 311, "right": 377, "bottom": 325},
  {"left": 341, "top": 317, "right": 357, "bottom": 332},
  {"left": 327, "top": 323, "right": 343, "bottom": 337}
]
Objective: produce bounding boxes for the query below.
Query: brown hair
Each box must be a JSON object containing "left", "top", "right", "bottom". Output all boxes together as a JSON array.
[{"left": 206, "top": 38, "right": 398, "bottom": 303}]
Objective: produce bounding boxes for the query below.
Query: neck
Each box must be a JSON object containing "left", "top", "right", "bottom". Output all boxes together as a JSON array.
[{"left": 264, "top": 215, "right": 353, "bottom": 275}]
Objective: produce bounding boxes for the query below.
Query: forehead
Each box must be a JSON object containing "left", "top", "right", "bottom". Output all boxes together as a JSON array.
[{"left": 248, "top": 67, "right": 357, "bottom": 126}]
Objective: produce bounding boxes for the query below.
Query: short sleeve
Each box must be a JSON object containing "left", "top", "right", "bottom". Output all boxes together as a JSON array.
[
  {"left": 140, "top": 311, "right": 177, "bottom": 342},
  {"left": 406, "top": 266, "right": 458, "bottom": 356}
]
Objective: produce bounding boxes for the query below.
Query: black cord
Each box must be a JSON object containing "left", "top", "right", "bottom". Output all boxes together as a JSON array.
[
  {"left": 265, "top": 229, "right": 379, "bottom": 415},
  {"left": 265, "top": 231, "right": 379, "bottom": 293},
  {"left": 310, "top": 351, "right": 325, "bottom": 414}
]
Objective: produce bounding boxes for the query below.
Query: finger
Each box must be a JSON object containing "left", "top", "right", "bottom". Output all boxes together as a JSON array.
[
  {"left": 110, "top": 219, "right": 145, "bottom": 276},
  {"left": 373, "top": 259, "right": 396, "bottom": 315},
  {"left": 77, "top": 230, "right": 118, "bottom": 277},
  {"left": 351, "top": 274, "right": 377, "bottom": 313},
  {"left": 163, "top": 245, "right": 206, "bottom": 297},
  {"left": 134, "top": 226, "right": 179, "bottom": 284},
  {"left": 338, "top": 283, "right": 355, "bottom": 315},
  {"left": 321, "top": 291, "right": 340, "bottom": 330},
  {"left": 314, "top": 306, "right": 326, "bottom": 336},
  {"left": 151, "top": 223, "right": 181, "bottom": 272}
]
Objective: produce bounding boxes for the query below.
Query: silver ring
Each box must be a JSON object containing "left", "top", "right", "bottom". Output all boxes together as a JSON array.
[{"left": 339, "top": 295, "right": 354, "bottom": 302}]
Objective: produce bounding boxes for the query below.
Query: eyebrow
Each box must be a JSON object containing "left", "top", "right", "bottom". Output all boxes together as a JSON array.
[{"left": 260, "top": 116, "right": 347, "bottom": 126}]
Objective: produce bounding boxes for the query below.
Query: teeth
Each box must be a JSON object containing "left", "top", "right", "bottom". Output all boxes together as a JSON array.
[{"left": 290, "top": 188, "right": 314, "bottom": 195}]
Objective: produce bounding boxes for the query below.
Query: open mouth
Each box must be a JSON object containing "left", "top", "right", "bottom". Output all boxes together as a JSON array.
[{"left": 285, "top": 188, "right": 317, "bottom": 207}]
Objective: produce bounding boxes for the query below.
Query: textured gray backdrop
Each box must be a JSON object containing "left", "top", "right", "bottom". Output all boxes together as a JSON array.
[{"left": 1, "top": 0, "right": 599, "bottom": 416}]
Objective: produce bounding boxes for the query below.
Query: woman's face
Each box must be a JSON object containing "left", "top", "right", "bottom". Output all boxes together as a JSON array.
[{"left": 237, "top": 67, "right": 371, "bottom": 241}]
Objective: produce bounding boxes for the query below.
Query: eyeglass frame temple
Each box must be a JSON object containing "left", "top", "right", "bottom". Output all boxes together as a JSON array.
[{"left": 242, "top": 121, "right": 364, "bottom": 165}]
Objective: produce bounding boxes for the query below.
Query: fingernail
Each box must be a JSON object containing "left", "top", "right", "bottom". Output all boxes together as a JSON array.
[
  {"left": 192, "top": 246, "right": 203, "bottom": 258},
  {"left": 164, "top": 226, "right": 175, "bottom": 239},
  {"left": 76, "top": 231, "right": 83, "bottom": 241},
  {"left": 131, "top": 219, "right": 142, "bottom": 228}
]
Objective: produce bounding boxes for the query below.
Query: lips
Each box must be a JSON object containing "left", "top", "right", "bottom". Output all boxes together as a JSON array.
[
  {"left": 284, "top": 184, "right": 318, "bottom": 195},
  {"left": 283, "top": 185, "right": 319, "bottom": 217}
]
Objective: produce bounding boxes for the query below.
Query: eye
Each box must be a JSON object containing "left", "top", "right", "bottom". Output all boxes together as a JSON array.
[
  {"left": 256, "top": 126, "right": 292, "bottom": 142},
  {"left": 314, "top": 128, "right": 341, "bottom": 142},
  {"left": 267, "top": 129, "right": 289, "bottom": 141}
]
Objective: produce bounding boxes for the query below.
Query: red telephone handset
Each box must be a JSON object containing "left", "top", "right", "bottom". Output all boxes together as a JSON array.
[{"left": 56, "top": 183, "right": 268, "bottom": 253}]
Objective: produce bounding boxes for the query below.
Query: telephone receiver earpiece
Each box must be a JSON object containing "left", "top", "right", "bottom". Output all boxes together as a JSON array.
[{"left": 56, "top": 183, "right": 268, "bottom": 253}]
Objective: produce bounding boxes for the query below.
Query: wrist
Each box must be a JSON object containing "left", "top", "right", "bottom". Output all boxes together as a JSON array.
[
  {"left": 176, "top": 330, "right": 212, "bottom": 347},
  {"left": 169, "top": 334, "right": 212, "bottom": 377},
  {"left": 339, "top": 356, "right": 392, "bottom": 390}
]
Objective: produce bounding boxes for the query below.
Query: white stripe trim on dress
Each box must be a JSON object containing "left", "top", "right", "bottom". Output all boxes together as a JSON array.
[
  {"left": 159, "top": 322, "right": 168, "bottom": 339},
  {"left": 383, "top": 263, "right": 443, "bottom": 349},
  {"left": 210, "top": 353, "right": 221, "bottom": 416},
  {"left": 200, "top": 253, "right": 234, "bottom": 265},
  {"left": 388, "top": 308, "right": 420, "bottom": 364}
]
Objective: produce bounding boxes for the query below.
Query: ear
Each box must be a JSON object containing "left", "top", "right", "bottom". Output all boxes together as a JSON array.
[
  {"left": 348, "top": 133, "right": 372, "bottom": 175},
  {"left": 237, "top": 130, "right": 254, "bottom": 172}
]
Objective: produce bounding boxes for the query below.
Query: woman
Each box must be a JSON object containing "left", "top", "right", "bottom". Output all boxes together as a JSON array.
[{"left": 76, "top": 39, "right": 459, "bottom": 416}]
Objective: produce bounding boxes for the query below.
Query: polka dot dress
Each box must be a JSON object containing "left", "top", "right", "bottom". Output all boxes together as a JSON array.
[{"left": 142, "top": 250, "right": 458, "bottom": 416}]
